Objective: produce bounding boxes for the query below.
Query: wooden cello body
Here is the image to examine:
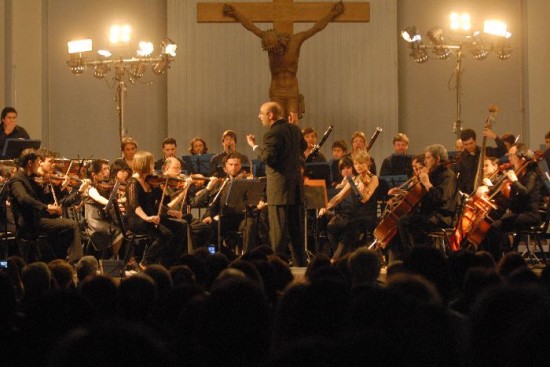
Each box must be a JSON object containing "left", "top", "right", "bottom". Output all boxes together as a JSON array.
[{"left": 373, "top": 179, "right": 426, "bottom": 249}]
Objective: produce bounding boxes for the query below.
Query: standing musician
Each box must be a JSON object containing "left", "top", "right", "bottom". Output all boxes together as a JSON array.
[
  {"left": 318, "top": 151, "right": 379, "bottom": 261},
  {"left": 390, "top": 144, "right": 459, "bottom": 260},
  {"left": 162, "top": 157, "right": 213, "bottom": 250},
  {"left": 125, "top": 151, "right": 188, "bottom": 269},
  {"left": 8, "top": 148, "right": 83, "bottom": 263},
  {"left": 484, "top": 143, "right": 544, "bottom": 260},
  {"left": 83, "top": 159, "right": 123, "bottom": 257}
]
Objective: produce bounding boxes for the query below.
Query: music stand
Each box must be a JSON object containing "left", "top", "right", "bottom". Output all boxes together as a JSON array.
[
  {"left": 304, "top": 179, "right": 328, "bottom": 261},
  {"left": 380, "top": 174, "right": 409, "bottom": 189},
  {"left": 221, "top": 178, "right": 266, "bottom": 252},
  {"left": 182, "top": 154, "right": 213, "bottom": 176},
  {"left": 304, "top": 162, "right": 331, "bottom": 187},
  {"left": 1, "top": 139, "right": 41, "bottom": 159}
]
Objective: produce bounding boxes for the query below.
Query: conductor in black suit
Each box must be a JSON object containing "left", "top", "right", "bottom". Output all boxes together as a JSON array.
[{"left": 247, "top": 102, "right": 307, "bottom": 266}]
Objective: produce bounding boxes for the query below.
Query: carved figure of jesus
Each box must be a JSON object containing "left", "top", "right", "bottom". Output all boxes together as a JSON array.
[{"left": 223, "top": 1, "right": 345, "bottom": 122}]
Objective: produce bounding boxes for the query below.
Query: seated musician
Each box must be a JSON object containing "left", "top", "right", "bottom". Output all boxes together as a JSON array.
[
  {"left": 162, "top": 157, "right": 213, "bottom": 250},
  {"left": 125, "top": 151, "right": 188, "bottom": 269},
  {"left": 8, "top": 148, "right": 83, "bottom": 263},
  {"left": 154, "top": 137, "right": 185, "bottom": 172},
  {"left": 319, "top": 151, "right": 379, "bottom": 261},
  {"left": 188, "top": 137, "right": 209, "bottom": 155},
  {"left": 329, "top": 139, "right": 348, "bottom": 187},
  {"left": 202, "top": 152, "right": 261, "bottom": 255},
  {"left": 380, "top": 133, "right": 413, "bottom": 177},
  {"left": 209, "top": 130, "right": 250, "bottom": 177},
  {"left": 112, "top": 137, "right": 138, "bottom": 173},
  {"left": 484, "top": 143, "right": 544, "bottom": 260},
  {"left": 302, "top": 127, "right": 327, "bottom": 162},
  {"left": 390, "top": 144, "right": 459, "bottom": 260},
  {"left": 349, "top": 131, "right": 377, "bottom": 174},
  {"left": 83, "top": 159, "right": 123, "bottom": 257}
]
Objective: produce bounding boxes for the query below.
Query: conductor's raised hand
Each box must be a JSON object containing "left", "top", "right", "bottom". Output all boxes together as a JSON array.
[{"left": 246, "top": 134, "right": 256, "bottom": 148}]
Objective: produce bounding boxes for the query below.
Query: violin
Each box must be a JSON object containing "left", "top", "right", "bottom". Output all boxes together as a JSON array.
[
  {"left": 34, "top": 174, "right": 82, "bottom": 189},
  {"left": 95, "top": 179, "right": 126, "bottom": 192},
  {"left": 146, "top": 173, "right": 187, "bottom": 189}
]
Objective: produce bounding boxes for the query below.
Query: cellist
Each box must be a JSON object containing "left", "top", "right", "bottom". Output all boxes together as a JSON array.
[
  {"left": 390, "top": 144, "right": 459, "bottom": 260},
  {"left": 484, "top": 143, "right": 543, "bottom": 260}
]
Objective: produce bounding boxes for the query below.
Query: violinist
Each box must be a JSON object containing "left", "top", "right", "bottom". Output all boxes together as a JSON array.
[
  {"left": 83, "top": 159, "right": 123, "bottom": 257},
  {"left": 318, "top": 152, "right": 379, "bottom": 261},
  {"left": 390, "top": 144, "right": 459, "bottom": 260},
  {"left": 162, "top": 157, "right": 213, "bottom": 249},
  {"left": 484, "top": 143, "right": 544, "bottom": 260},
  {"left": 126, "top": 151, "right": 187, "bottom": 269},
  {"left": 8, "top": 148, "right": 83, "bottom": 263}
]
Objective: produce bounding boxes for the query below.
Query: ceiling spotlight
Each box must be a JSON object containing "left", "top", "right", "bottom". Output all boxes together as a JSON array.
[
  {"left": 401, "top": 26, "right": 421, "bottom": 43},
  {"left": 67, "top": 55, "right": 86, "bottom": 75},
  {"left": 137, "top": 41, "right": 154, "bottom": 57},
  {"left": 160, "top": 38, "right": 177, "bottom": 56},
  {"left": 410, "top": 44, "right": 428, "bottom": 63},
  {"left": 98, "top": 49, "right": 112, "bottom": 58},
  {"left": 152, "top": 58, "right": 170, "bottom": 75},
  {"left": 129, "top": 61, "right": 147, "bottom": 78},
  {"left": 93, "top": 63, "right": 111, "bottom": 79},
  {"left": 471, "top": 31, "right": 489, "bottom": 60},
  {"left": 67, "top": 39, "right": 93, "bottom": 54},
  {"left": 427, "top": 27, "right": 451, "bottom": 59}
]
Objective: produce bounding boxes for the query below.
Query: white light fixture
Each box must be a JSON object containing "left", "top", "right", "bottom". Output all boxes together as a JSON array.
[
  {"left": 109, "top": 24, "right": 132, "bottom": 44},
  {"left": 67, "top": 39, "right": 92, "bottom": 54}
]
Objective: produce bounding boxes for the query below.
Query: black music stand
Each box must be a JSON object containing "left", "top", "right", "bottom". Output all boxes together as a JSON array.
[
  {"left": 182, "top": 154, "right": 213, "bottom": 176},
  {"left": 1, "top": 139, "right": 41, "bottom": 159},
  {"left": 380, "top": 174, "right": 409, "bottom": 189},
  {"left": 304, "top": 179, "right": 328, "bottom": 261},
  {"left": 304, "top": 162, "right": 331, "bottom": 187},
  {"left": 220, "top": 178, "right": 266, "bottom": 252}
]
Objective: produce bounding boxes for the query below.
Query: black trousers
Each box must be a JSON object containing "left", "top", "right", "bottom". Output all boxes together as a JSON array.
[
  {"left": 268, "top": 204, "right": 306, "bottom": 266},
  {"left": 37, "top": 216, "right": 83, "bottom": 263}
]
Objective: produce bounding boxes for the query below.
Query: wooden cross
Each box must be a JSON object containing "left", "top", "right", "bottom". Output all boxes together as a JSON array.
[{"left": 197, "top": 0, "right": 370, "bottom": 35}]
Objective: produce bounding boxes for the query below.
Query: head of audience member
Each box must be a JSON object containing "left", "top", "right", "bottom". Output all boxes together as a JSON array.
[
  {"left": 497, "top": 252, "right": 527, "bottom": 278},
  {"left": 162, "top": 156, "right": 182, "bottom": 177},
  {"left": 144, "top": 264, "right": 173, "bottom": 299},
  {"left": 36, "top": 148, "right": 57, "bottom": 175},
  {"left": 221, "top": 130, "right": 237, "bottom": 154},
  {"left": 88, "top": 159, "right": 110, "bottom": 183},
  {"left": 1, "top": 106, "right": 17, "bottom": 131},
  {"left": 352, "top": 150, "right": 372, "bottom": 175},
  {"left": 302, "top": 127, "right": 317, "bottom": 150},
  {"left": 161, "top": 137, "right": 177, "bottom": 159},
  {"left": 424, "top": 144, "right": 448, "bottom": 172},
  {"left": 188, "top": 137, "right": 208, "bottom": 155},
  {"left": 483, "top": 156, "right": 499, "bottom": 178},
  {"left": 412, "top": 153, "right": 425, "bottom": 176},
  {"left": 76, "top": 256, "right": 99, "bottom": 283},
  {"left": 348, "top": 248, "right": 381, "bottom": 288},
  {"left": 305, "top": 254, "right": 331, "bottom": 280},
  {"left": 454, "top": 138, "right": 464, "bottom": 152},
  {"left": 500, "top": 132, "right": 516, "bottom": 150},
  {"left": 331, "top": 140, "right": 347, "bottom": 160},
  {"left": 338, "top": 156, "right": 355, "bottom": 177},
  {"left": 110, "top": 159, "right": 131, "bottom": 183},
  {"left": 117, "top": 273, "right": 158, "bottom": 322},
  {"left": 48, "top": 259, "right": 76, "bottom": 290},
  {"left": 132, "top": 151, "right": 155, "bottom": 177},
  {"left": 459, "top": 129, "right": 477, "bottom": 155},
  {"left": 258, "top": 101, "right": 283, "bottom": 127},
  {"left": 392, "top": 133, "right": 409, "bottom": 155},
  {"left": 120, "top": 137, "right": 138, "bottom": 161},
  {"left": 386, "top": 273, "right": 443, "bottom": 307},
  {"left": 222, "top": 151, "right": 243, "bottom": 178},
  {"left": 21, "top": 262, "right": 51, "bottom": 302},
  {"left": 351, "top": 132, "right": 367, "bottom": 154},
  {"left": 18, "top": 148, "right": 41, "bottom": 176}
]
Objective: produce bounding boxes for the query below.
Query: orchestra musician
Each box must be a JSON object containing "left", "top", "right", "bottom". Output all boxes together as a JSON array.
[
  {"left": 380, "top": 133, "right": 413, "bottom": 177},
  {"left": 0, "top": 107, "right": 30, "bottom": 154},
  {"left": 349, "top": 131, "right": 377, "bottom": 174},
  {"left": 302, "top": 127, "right": 327, "bottom": 162},
  {"left": 8, "top": 148, "right": 83, "bottom": 263},
  {"left": 484, "top": 143, "right": 544, "bottom": 260},
  {"left": 83, "top": 159, "right": 124, "bottom": 257},
  {"left": 202, "top": 152, "right": 260, "bottom": 255},
  {"left": 390, "top": 144, "right": 459, "bottom": 260},
  {"left": 188, "top": 137, "right": 209, "bottom": 155},
  {"left": 162, "top": 157, "right": 213, "bottom": 250},
  {"left": 318, "top": 151, "right": 379, "bottom": 261},
  {"left": 112, "top": 137, "right": 138, "bottom": 173},
  {"left": 329, "top": 140, "right": 348, "bottom": 187},
  {"left": 154, "top": 137, "right": 185, "bottom": 172},
  {"left": 125, "top": 151, "right": 188, "bottom": 269},
  {"left": 209, "top": 130, "right": 250, "bottom": 177}
]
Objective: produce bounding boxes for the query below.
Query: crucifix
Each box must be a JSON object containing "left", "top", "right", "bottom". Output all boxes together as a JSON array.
[{"left": 197, "top": 0, "right": 370, "bottom": 122}]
